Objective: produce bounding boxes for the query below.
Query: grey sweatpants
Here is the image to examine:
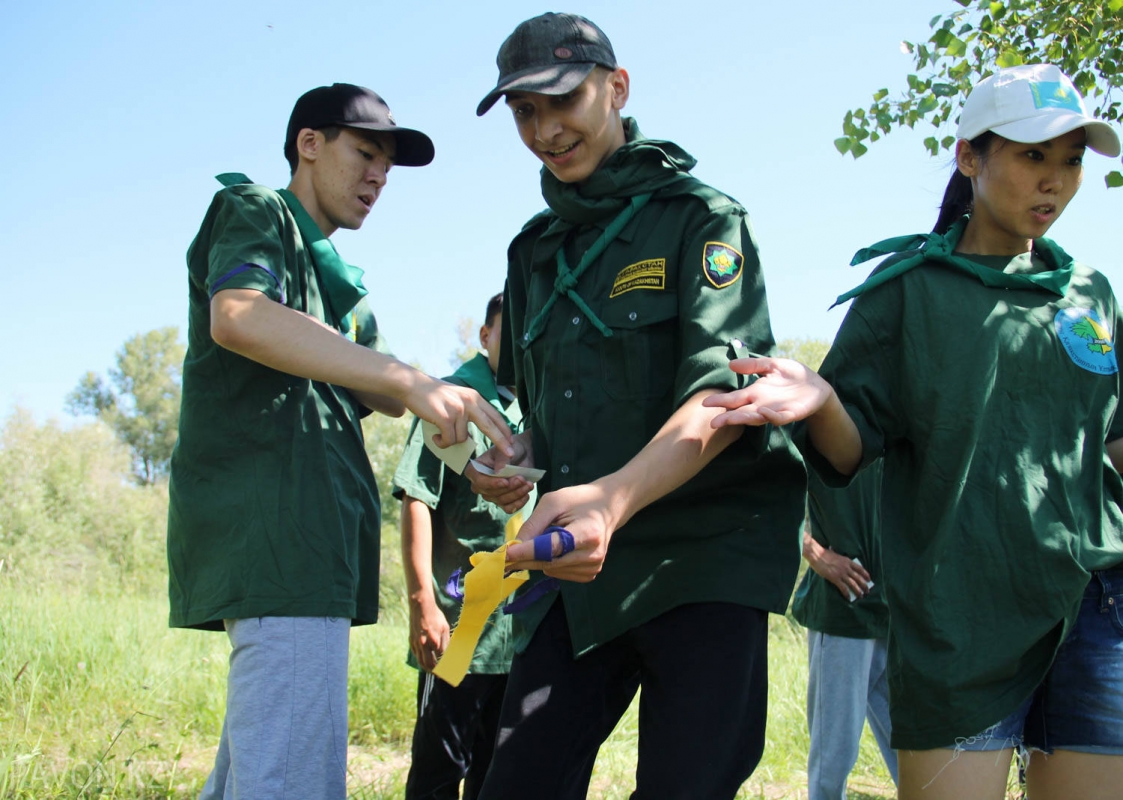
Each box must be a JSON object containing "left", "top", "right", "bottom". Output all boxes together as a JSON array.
[{"left": 199, "top": 616, "right": 350, "bottom": 800}]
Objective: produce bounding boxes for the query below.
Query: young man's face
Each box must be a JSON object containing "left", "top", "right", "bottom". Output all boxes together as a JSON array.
[
  {"left": 480, "top": 312, "right": 502, "bottom": 375},
  {"left": 302, "top": 128, "right": 396, "bottom": 236},
  {"left": 504, "top": 68, "right": 629, "bottom": 184}
]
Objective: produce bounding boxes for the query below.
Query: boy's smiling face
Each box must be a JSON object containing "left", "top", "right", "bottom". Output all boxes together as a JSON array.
[{"left": 505, "top": 67, "right": 629, "bottom": 184}]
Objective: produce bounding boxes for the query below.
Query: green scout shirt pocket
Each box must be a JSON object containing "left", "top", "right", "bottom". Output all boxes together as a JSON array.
[{"left": 599, "top": 292, "right": 678, "bottom": 400}]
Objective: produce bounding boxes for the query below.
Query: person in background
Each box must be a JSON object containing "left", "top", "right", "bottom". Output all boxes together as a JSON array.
[
  {"left": 793, "top": 464, "right": 897, "bottom": 800},
  {"left": 393, "top": 292, "right": 529, "bottom": 800}
]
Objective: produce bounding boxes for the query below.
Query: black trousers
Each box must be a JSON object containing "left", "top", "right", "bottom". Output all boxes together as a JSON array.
[
  {"left": 478, "top": 600, "right": 769, "bottom": 800},
  {"left": 405, "top": 671, "right": 509, "bottom": 800}
]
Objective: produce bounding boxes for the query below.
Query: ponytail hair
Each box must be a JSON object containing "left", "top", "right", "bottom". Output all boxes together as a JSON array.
[{"left": 933, "top": 132, "right": 996, "bottom": 234}]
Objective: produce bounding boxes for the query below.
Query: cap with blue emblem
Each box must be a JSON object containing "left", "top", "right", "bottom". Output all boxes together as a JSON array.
[{"left": 957, "top": 64, "right": 1120, "bottom": 157}]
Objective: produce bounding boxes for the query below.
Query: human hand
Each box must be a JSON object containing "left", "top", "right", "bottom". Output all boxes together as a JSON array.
[
  {"left": 504, "top": 483, "right": 620, "bottom": 583},
  {"left": 466, "top": 431, "right": 535, "bottom": 513},
  {"left": 407, "top": 377, "right": 514, "bottom": 457},
  {"left": 408, "top": 595, "right": 451, "bottom": 672},
  {"left": 813, "top": 550, "right": 873, "bottom": 601},
  {"left": 702, "top": 357, "right": 834, "bottom": 428}
]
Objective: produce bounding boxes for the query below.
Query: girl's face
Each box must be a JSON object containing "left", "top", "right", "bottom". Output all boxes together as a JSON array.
[{"left": 957, "top": 128, "right": 1086, "bottom": 255}]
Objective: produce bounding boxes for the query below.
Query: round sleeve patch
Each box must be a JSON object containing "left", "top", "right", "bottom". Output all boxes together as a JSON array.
[
  {"left": 703, "top": 242, "right": 744, "bottom": 289},
  {"left": 1055, "top": 307, "right": 1118, "bottom": 375}
]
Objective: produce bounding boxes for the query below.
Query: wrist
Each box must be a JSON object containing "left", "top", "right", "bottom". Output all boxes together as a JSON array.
[
  {"left": 592, "top": 473, "right": 634, "bottom": 533},
  {"left": 408, "top": 587, "right": 436, "bottom": 608},
  {"left": 380, "top": 358, "right": 424, "bottom": 405}
]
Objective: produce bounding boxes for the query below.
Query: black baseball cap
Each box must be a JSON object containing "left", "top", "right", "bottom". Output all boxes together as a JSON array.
[
  {"left": 476, "top": 13, "right": 617, "bottom": 116},
  {"left": 285, "top": 83, "right": 435, "bottom": 167}
]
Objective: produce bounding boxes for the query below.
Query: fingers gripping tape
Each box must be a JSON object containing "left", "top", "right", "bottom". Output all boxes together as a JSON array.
[{"left": 532, "top": 525, "right": 576, "bottom": 562}]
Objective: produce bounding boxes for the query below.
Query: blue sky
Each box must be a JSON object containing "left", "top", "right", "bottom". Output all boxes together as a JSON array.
[{"left": 3, "top": 0, "right": 1121, "bottom": 421}]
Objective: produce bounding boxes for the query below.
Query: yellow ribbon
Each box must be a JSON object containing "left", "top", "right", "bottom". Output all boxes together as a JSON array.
[{"left": 432, "top": 514, "right": 528, "bottom": 687}]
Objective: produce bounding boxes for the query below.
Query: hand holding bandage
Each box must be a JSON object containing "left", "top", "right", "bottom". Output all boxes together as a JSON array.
[
  {"left": 431, "top": 510, "right": 585, "bottom": 686},
  {"left": 505, "top": 481, "right": 619, "bottom": 583}
]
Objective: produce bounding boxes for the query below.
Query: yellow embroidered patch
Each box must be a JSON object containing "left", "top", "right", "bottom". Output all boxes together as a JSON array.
[{"left": 609, "top": 258, "right": 666, "bottom": 298}]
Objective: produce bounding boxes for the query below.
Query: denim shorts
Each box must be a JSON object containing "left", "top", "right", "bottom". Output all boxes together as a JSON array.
[{"left": 951, "top": 565, "right": 1123, "bottom": 755}]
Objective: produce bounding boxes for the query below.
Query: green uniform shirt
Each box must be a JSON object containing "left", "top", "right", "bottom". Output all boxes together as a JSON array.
[
  {"left": 792, "top": 463, "right": 888, "bottom": 640},
  {"left": 500, "top": 120, "right": 806, "bottom": 657},
  {"left": 392, "top": 353, "right": 527, "bottom": 674},
  {"left": 806, "top": 245, "right": 1123, "bottom": 750},
  {"left": 168, "top": 181, "right": 386, "bottom": 630}
]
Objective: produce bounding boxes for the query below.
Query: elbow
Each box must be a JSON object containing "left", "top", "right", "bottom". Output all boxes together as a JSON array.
[
  {"left": 381, "top": 399, "right": 407, "bottom": 418},
  {"left": 209, "top": 293, "right": 252, "bottom": 353},
  {"left": 830, "top": 451, "right": 862, "bottom": 477}
]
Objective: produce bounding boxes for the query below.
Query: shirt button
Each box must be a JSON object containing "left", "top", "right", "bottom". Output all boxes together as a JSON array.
[
  {"left": 523, "top": 333, "right": 530, "bottom": 342},
  {"left": 628, "top": 311, "right": 637, "bottom": 321},
  {"left": 560, "top": 464, "right": 570, "bottom": 474},
  {"left": 572, "top": 316, "right": 581, "bottom": 325},
  {"left": 732, "top": 339, "right": 744, "bottom": 349},
  {"left": 564, "top": 389, "right": 573, "bottom": 399}
]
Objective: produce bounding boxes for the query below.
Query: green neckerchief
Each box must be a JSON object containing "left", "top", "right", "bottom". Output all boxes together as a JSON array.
[
  {"left": 215, "top": 173, "right": 369, "bottom": 333},
  {"left": 524, "top": 192, "right": 652, "bottom": 344},
  {"left": 452, "top": 352, "right": 502, "bottom": 405},
  {"left": 451, "top": 353, "right": 524, "bottom": 430},
  {"left": 540, "top": 118, "right": 697, "bottom": 224},
  {"left": 523, "top": 119, "right": 695, "bottom": 344},
  {"left": 833, "top": 216, "right": 1074, "bottom": 308}
]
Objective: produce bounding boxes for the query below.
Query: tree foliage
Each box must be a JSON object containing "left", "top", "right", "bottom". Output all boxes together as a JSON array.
[
  {"left": 0, "top": 409, "right": 168, "bottom": 591},
  {"left": 775, "top": 337, "right": 832, "bottom": 372},
  {"left": 362, "top": 408, "right": 413, "bottom": 622},
  {"left": 66, "top": 327, "right": 184, "bottom": 485},
  {"left": 837, "top": 0, "right": 1123, "bottom": 187},
  {"left": 449, "top": 316, "right": 480, "bottom": 369}
]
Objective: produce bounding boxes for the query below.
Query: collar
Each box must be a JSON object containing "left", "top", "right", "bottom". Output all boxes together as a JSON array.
[
  {"left": 539, "top": 118, "right": 696, "bottom": 225},
  {"left": 834, "top": 216, "right": 1074, "bottom": 308},
  {"left": 449, "top": 353, "right": 501, "bottom": 404},
  {"left": 215, "top": 173, "right": 369, "bottom": 332},
  {"left": 448, "top": 353, "right": 522, "bottom": 428}
]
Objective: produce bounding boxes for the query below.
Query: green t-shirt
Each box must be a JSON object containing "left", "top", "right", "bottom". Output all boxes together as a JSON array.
[
  {"left": 792, "top": 462, "right": 888, "bottom": 640},
  {"left": 392, "top": 353, "right": 528, "bottom": 674},
  {"left": 806, "top": 247, "right": 1123, "bottom": 750},
  {"left": 168, "top": 181, "right": 387, "bottom": 630},
  {"left": 499, "top": 120, "right": 807, "bottom": 657}
]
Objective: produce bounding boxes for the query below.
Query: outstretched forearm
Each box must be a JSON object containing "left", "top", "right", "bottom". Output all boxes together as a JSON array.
[
  {"left": 505, "top": 389, "right": 744, "bottom": 581},
  {"left": 597, "top": 388, "right": 744, "bottom": 530},
  {"left": 806, "top": 391, "right": 863, "bottom": 476},
  {"left": 211, "top": 288, "right": 421, "bottom": 403},
  {"left": 210, "top": 289, "right": 514, "bottom": 450}
]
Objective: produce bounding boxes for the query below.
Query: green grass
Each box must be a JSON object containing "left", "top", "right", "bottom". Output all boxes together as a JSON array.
[
  {"left": 0, "top": 410, "right": 899, "bottom": 797},
  {"left": 0, "top": 583, "right": 902, "bottom": 799}
]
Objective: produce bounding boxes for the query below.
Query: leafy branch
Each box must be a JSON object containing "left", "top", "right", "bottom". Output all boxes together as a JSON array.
[{"left": 837, "top": 0, "right": 1123, "bottom": 187}]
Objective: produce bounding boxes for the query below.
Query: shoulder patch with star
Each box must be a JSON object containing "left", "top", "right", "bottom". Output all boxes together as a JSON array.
[{"left": 702, "top": 242, "right": 743, "bottom": 288}]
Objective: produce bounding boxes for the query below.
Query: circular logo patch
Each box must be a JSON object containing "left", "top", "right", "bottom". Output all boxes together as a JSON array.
[
  {"left": 554, "top": 46, "right": 573, "bottom": 59},
  {"left": 1054, "top": 307, "right": 1118, "bottom": 375}
]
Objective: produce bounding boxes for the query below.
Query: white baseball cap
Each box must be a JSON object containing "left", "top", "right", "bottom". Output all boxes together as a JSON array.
[{"left": 957, "top": 64, "right": 1121, "bottom": 157}]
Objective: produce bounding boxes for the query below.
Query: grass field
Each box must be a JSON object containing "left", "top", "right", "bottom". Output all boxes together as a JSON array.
[{"left": 0, "top": 583, "right": 900, "bottom": 799}]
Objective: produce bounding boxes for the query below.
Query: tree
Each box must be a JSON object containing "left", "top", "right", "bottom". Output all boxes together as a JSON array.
[
  {"left": 837, "top": 0, "right": 1123, "bottom": 187},
  {"left": 449, "top": 316, "right": 480, "bottom": 368},
  {"left": 66, "top": 327, "right": 184, "bottom": 485},
  {"left": 775, "top": 337, "right": 832, "bottom": 371}
]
